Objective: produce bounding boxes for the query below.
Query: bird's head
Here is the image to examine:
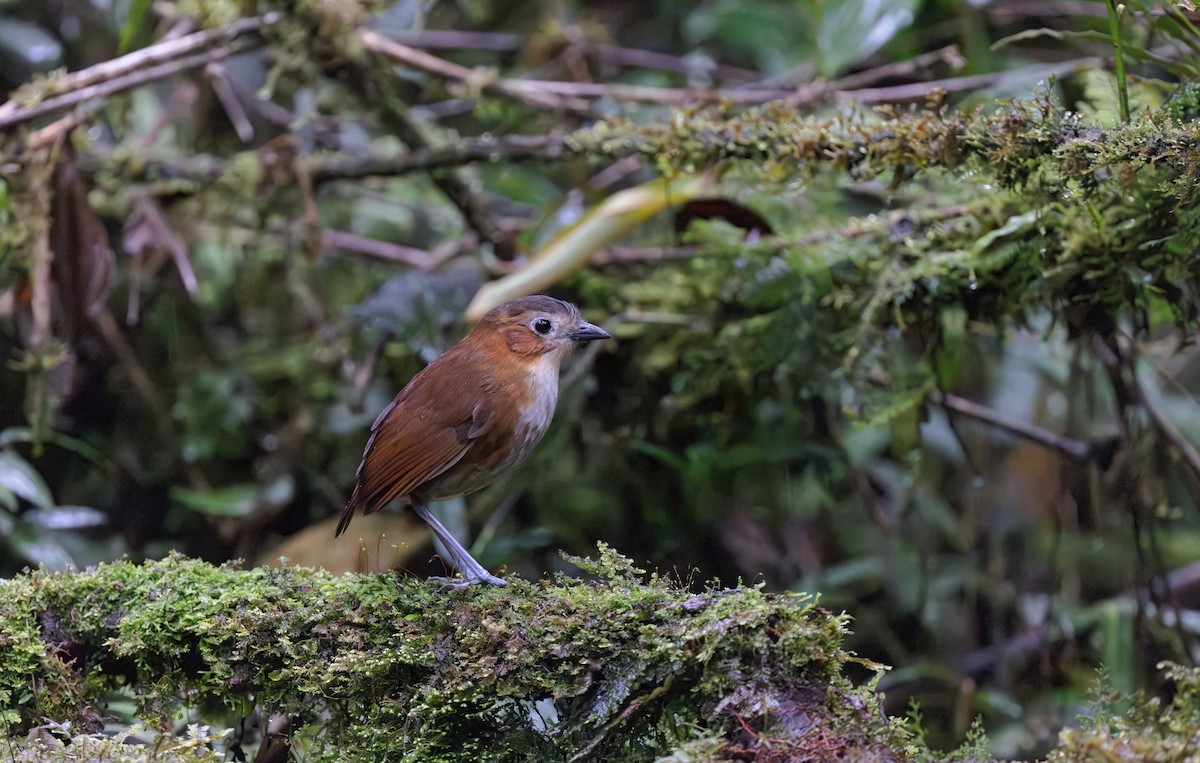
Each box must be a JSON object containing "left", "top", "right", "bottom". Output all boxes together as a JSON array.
[{"left": 473, "top": 295, "right": 610, "bottom": 360}]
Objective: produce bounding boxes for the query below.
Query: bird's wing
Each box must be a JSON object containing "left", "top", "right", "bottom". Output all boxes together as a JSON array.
[{"left": 335, "top": 355, "right": 492, "bottom": 536}]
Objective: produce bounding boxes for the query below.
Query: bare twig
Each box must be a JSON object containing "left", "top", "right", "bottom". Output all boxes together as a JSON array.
[
  {"left": 321, "top": 230, "right": 440, "bottom": 269},
  {"left": 383, "top": 29, "right": 522, "bottom": 51},
  {"left": 360, "top": 31, "right": 474, "bottom": 81},
  {"left": 358, "top": 30, "right": 589, "bottom": 114},
  {"left": 1093, "top": 333, "right": 1200, "bottom": 485},
  {"left": 364, "top": 30, "right": 1110, "bottom": 110},
  {"left": 383, "top": 29, "right": 759, "bottom": 83},
  {"left": 0, "top": 14, "right": 272, "bottom": 123},
  {"left": 823, "top": 45, "right": 967, "bottom": 91},
  {"left": 93, "top": 309, "right": 173, "bottom": 433},
  {"left": 25, "top": 107, "right": 102, "bottom": 150},
  {"left": 343, "top": 42, "right": 493, "bottom": 244},
  {"left": 0, "top": 15, "right": 274, "bottom": 130},
  {"left": 933, "top": 391, "right": 1093, "bottom": 462},
  {"left": 541, "top": 204, "right": 980, "bottom": 266},
  {"left": 0, "top": 15, "right": 270, "bottom": 117},
  {"left": 587, "top": 156, "right": 644, "bottom": 191},
  {"left": 839, "top": 58, "right": 1103, "bottom": 103},
  {"left": 347, "top": 60, "right": 518, "bottom": 258},
  {"left": 362, "top": 29, "right": 788, "bottom": 107},
  {"left": 501, "top": 78, "right": 799, "bottom": 104},
  {"left": 206, "top": 64, "right": 255, "bottom": 143},
  {"left": 136, "top": 80, "right": 200, "bottom": 149}
]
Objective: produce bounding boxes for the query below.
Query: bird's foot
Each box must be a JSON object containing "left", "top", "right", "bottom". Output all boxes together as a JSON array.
[{"left": 427, "top": 572, "right": 508, "bottom": 590}]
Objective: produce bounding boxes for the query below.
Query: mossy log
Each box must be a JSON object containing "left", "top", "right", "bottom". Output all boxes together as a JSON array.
[{"left": 0, "top": 545, "right": 907, "bottom": 762}]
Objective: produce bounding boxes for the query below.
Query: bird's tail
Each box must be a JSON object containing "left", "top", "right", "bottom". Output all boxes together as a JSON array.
[
  {"left": 335, "top": 483, "right": 364, "bottom": 537},
  {"left": 334, "top": 502, "right": 357, "bottom": 537}
]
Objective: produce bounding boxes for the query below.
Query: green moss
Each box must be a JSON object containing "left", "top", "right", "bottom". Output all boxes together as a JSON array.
[
  {"left": 1047, "top": 663, "right": 1200, "bottom": 763},
  {"left": 0, "top": 550, "right": 903, "bottom": 761},
  {"left": 563, "top": 98, "right": 1200, "bottom": 446}
]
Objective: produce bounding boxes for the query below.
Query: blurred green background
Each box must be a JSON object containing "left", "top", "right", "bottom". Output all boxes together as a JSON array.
[{"left": 2, "top": 0, "right": 1200, "bottom": 758}]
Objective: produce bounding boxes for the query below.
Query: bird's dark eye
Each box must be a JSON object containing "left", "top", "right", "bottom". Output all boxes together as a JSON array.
[{"left": 533, "top": 318, "right": 553, "bottom": 335}]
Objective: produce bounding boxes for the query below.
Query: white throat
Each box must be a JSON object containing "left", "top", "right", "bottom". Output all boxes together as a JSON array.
[{"left": 519, "top": 353, "right": 562, "bottom": 434}]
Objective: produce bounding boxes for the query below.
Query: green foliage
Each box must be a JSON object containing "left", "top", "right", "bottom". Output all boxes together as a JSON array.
[
  {"left": 905, "top": 703, "right": 990, "bottom": 763},
  {"left": 568, "top": 97, "right": 1200, "bottom": 430},
  {"left": 1048, "top": 663, "right": 1200, "bottom": 763}
]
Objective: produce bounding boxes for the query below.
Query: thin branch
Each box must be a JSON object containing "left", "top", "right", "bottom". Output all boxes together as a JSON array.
[
  {"left": 0, "top": 21, "right": 273, "bottom": 130},
  {"left": 135, "top": 80, "right": 201, "bottom": 149},
  {"left": 321, "top": 230, "right": 440, "bottom": 269},
  {"left": 501, "top": 78, "right": 800, "bottom": 104},
  {"left": 0, "top": 15, "right": 275, "bottom": 130},
  {"left": 837, "top": 58, "right": 1103, "bottom": 104},
  {"left": 342, "top": 48, "right": 520, "bottom": 258},
  {"left": 0, "top": 15, "right": 269, "bottom": 115},
  {"left": 358, "top": 30, "right": 589, "bottom": 114},
  {"left": 349, "top": 330, "right": 393, "bottom": 411},
  {"left": 93, "top": 309, "right": 174, "bottom": 434},
  {"left": 362, "top": 29, "right": 791, "bottom": 107},
  {"left": 758, "top": 45, "right": 963, "bottom": 91},
  {"left": 1130, "top": 356, "right": 1200, "bottom": 484},
  {"left": 26, "top": 107, "right": 102, "bottom": 150},
  {"left": 779, "top": 204, "right": 976, "bottom": 248},
  {"left": 382, "top": 29, "right": 522, "bottom": 51},
  {"left": 206, "top": 64, "right": 255, "bottom": 143},
  {"left": 933, "top": 391, "right": 1093, "bottom": 462},
  {"left": 987, "top": 0, "right": 1107, "bottom": 22},
  {"left": 27, "top": 150, "right": 55, "bottom": 350},
  {"left": 824, "top": 45, "right": 966, "bottom": 91},
  {"left": 307, "top": 134, "right": 572, "bottom": 185},
  {"left": 383, "top": 29, "right": 759, "bottom": 83},
  {"left": 363, "top": 30, "right": 1110, "bottom": 110}
]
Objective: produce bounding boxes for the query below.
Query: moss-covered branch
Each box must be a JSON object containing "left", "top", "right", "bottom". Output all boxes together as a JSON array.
[{"left": 0, "top": 546, "right": 907, "bottom": 761}]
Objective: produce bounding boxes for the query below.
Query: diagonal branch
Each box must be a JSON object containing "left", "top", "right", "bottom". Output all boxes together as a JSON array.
[
  {"left": 361, "top": 29, "right": 1110, "bottom": 110},
  {"left": 0, "top": 15, "right": 276, "bottom": 130},
  {"left": 1131, "top": 358, "right": 1200, "bottom": 484},
  {"left": 933, "top": 390, "right": 1095, "bottom": 462},
  {"left": 358, "top": 30, "right": 591, "bottom": 114}
]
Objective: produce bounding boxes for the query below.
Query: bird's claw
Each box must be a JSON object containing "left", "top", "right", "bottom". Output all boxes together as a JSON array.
[{"left": 426, "top": 573, "right": 508, "bottom": 591}]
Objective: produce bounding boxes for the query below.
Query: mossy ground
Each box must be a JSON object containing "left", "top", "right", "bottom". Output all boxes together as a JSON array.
[
  {"left": 0, "top": 545, "right": 906, "bottom": 761},
  {"left": 6, "top": 547, "right": 1200, "bottom": 761}
]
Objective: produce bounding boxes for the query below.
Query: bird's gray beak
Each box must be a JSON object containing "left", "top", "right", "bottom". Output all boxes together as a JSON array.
[{"left": 567, "top": 321, "right": 610, "bottom": 342}]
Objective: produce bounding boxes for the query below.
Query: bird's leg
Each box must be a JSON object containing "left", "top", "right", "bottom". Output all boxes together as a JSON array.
[{"left": 411, "top": 497, "right": 508, "bottom": 587}]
